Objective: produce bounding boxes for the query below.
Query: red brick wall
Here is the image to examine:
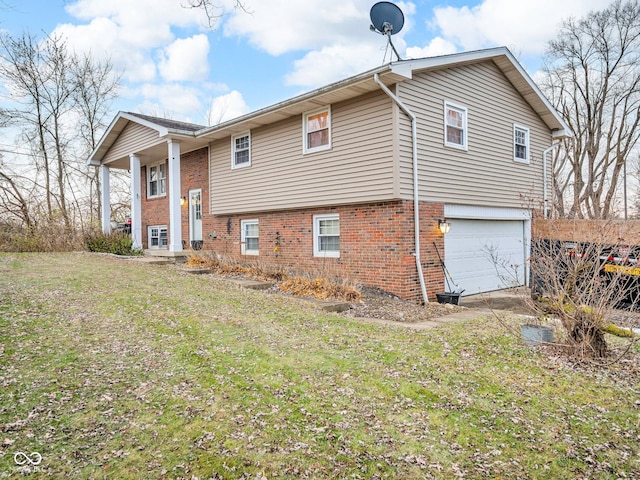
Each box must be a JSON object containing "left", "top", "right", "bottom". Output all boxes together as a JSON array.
[
  {"left": 141, "top": 147, "right": 447, "bottom": 301},
  {"left": 141, "top": 147, "right": 210, "bottom": 248},
  {"left": 141, "top": 163, "right": 168, "bottom": 247},
  {"left": 197, "top": 201, "right": 446, "bottom": 301}
]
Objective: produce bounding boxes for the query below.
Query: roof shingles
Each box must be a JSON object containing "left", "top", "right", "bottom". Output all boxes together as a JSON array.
[{"left": 125, "top": 112, "right": 205, "bottom": 133}]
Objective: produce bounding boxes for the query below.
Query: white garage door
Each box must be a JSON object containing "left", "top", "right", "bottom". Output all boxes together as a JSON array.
[{"left": 444, "top": 219, "right": 526, "bottom": 295}]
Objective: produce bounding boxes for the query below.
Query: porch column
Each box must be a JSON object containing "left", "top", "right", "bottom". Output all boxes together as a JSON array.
[
  {"left": 130, "top": 154, "right": 143, "bottom": 250},
  {"left": 167, "top": 140, "right": 183, "bottom": 253},
  {"left": 100, "top": 165, "right": 111, "bottom": 234}
]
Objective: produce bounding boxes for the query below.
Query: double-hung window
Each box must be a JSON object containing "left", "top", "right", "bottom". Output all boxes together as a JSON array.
[
  {"left": 444, "top": 101, "right": 468, "bottom": 150},
  {"left": 514, "top": 125, "right": 530, "bottom": 163},
  {"left": 148, "top": 225, "right": 167, "bottom": 249},
  {"left": 147, "top": 162, "right": 166, "bottom": 198},
  {"left": 303, "top": 107, "right": 331, "bottom": 154},
  {"left": 232, "top": 132, "right": 251, "bottom": 168},
  {"left": 241, "top": 219, "right": 259, "bottom": 255},
  {"left": 313, "top": 214, "right": 340, "bottom": 258}
]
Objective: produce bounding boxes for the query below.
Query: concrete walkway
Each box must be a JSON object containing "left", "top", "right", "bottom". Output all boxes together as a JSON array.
[{"left": 352, "top": 308, "right": 498, "bottom": 330}]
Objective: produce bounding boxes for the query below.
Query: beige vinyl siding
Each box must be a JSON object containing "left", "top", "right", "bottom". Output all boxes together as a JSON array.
[
  {"left": 209, "top": 91, "right": 396, "bottom": 215},
  {"left": 102, "top": 122, "right": 163, "bottom": 165},
  {"left": 397, "top": 61, "right": 550, "bottom": 208}
]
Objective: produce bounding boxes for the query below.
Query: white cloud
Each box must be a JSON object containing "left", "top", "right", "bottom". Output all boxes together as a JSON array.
[
  {"left": 430, "top": 0, "right": 615, "bottom": 55},
  {"left": 54, "top": 18, "right": 158, "bottom": 82},
  {"left": 42, "top": 0, "right": 618, "bottom": 124},
  {"left": 284, "top": 42, "right": 385, "bottom": 88},
  {"left": 159, "top": 35, "right": 210, "bottom": 82},
  {"left": 223, "top": 1, "right": 419, "bottom": 89},
  {"left": 48, "top": 0, "right": 240, "bottom": 122},
  {"left": 138, "top": 83, "right": 204, "bottom": 120},
  {"left": 223, "top": 0, "right": 375, "bottom": 56},
  {"left": 65, "top": 0, "right": 204, "bottom": 42},
  {"left": 405, "top": 37, "right": 457, "bottom": 59},
  {"left": 206, "top": 91, "right": 251, "bottom": 125},
  {"left": 54, "top": 0, "right": 209, "bottom": 82}
]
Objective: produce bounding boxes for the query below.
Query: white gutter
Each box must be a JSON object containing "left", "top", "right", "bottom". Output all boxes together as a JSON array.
[
  {"left": 542, "top": 143, "right": 560, "bottom": 219},
  {"left": 374, "top": 73, "right": 429, "bottom": 304}
]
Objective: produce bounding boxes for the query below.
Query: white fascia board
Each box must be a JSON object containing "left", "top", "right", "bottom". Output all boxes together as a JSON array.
[
  {"left": 85, "top": 111, "right": 126, "bottom": 165},
  {"left": 399, "top": 47, "right": 573, "bottom": 138},
  {"left": 195, "top": 64, "right": 393, "bottom": 138},
  {"left": 495, "top": 50, "right": 573, "bottom": 139}
]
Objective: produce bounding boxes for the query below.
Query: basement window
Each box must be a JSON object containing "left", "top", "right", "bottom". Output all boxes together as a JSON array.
[
  {"left": 241, "top": 219, "right": 259, "bottom": 255},
  {"left": 148, "top": 225, "right": 167, "bottom": 249},
  {"left": 313, "top": 214, "right": 340, "bottom": 258}
]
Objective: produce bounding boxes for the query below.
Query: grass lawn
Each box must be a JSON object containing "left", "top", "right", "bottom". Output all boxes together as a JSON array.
[{"left": 1, "top": 252, "right": 639, "bottom": 479}]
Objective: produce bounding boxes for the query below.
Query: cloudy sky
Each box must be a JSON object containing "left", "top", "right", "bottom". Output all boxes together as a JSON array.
[{"left": 1, "top": 0, "right": 614, "bottom": 127}]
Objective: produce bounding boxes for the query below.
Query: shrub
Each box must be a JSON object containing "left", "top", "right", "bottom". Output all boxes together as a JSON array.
[
  {"left": 84, "top": 231, "right": 139, "bottom": 256},
  {"left": 0, "top": 220, "right": 84, "bottom": 252}
]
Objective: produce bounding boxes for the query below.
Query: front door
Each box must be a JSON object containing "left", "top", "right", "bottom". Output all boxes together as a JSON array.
[{"left": 189, "top": 189, "right": 202, "bottom": 247}]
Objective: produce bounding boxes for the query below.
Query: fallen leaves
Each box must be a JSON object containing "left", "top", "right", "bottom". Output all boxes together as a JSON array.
[{"left": 1, "top": 253, "right": 639, "bottom": 479}]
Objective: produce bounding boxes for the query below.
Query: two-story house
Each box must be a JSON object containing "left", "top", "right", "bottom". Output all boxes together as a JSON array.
[{"left": 87, "top": 47, "right": 571, "bottom": 302}]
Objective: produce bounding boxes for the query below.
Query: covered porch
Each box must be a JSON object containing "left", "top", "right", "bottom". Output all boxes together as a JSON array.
[{"left": 86, "top": 112, "right": 207, "bottom": 255}]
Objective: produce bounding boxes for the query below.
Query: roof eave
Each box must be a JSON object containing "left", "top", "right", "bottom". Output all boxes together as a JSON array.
[
  {"left": 195, "top": 63, "right": 406, "bottom": 141},
  {"left": 402, "top": 47, "right": 572, "bottom": 138},
  {"left": 86, "top": 112, "right": 202, "bottom": 165}
]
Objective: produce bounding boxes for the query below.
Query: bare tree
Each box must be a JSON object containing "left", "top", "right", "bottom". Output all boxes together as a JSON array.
[
  {"left": 529, "top": 230, "right": 639, "bottom": 360},
  {"left": 541, "top": 0, "right": 640, "bottom": 219},
  {"left": 72, "top": 54, "right": 121, "bottom": 226},
  {"left": 0, "top": 33, "right": 76, "bottom": 228},
  {"left": 0, "top": 32, "right": 120, "bottom": 237},
  {"left": 0, "top": 33, "right": 55, "bottom": 221},
  {"left": 0, "top": 169, "right": 35, "bottom": 229}
]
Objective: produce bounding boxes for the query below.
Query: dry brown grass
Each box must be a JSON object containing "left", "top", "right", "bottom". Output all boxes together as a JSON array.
[
  {"left": 187, "top": 253, "right": 361, "bottom": 302},
  {"left": 279, "top": 275, "right": 361, "bottom": 302}
]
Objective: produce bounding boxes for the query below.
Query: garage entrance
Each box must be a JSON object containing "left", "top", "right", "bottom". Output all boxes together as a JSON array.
[{"left": 443, "top": 207, "right": 530, "bottom": 295}]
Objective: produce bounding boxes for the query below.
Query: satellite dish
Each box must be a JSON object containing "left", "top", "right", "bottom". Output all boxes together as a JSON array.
[
  {"left": 370, "top": 1, "right": 404, "bottom": 36},
  {"left": 369, "top": 2, "right": 404, "bottom": 61}
]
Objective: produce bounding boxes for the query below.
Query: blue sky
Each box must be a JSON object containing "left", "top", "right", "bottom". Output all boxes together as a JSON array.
[{"left": 1, "top": 0, "right": 614, "bottom": 127}]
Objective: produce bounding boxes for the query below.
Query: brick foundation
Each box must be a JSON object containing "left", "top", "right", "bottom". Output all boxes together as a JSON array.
[{"left": 140, "top": 147, "right": 447, "bottom": 301}]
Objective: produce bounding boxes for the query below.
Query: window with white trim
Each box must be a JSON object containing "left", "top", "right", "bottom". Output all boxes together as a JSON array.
[
  {"left": 147, "top": 162, "right": 166, "bottom": 198},
  {"left": 303, "top": 107, "right": 331, "bottom": 154},
  {"left": 241, "top": 219, "right": 259, "bottom": 255},
  {"left": 313, "top": 214, "right": 340, "bottom": 258},
  {"left": 148, "top": 225, "right": 167, "bottom": 249},
  {"left": 514, "top": 125, "right": 530, "bottom": 163},
  {"left": 444, "top": 102, "right": 468, "bottom": 150},
  {"left": 232, "top": 132, "right": 251, "bottom": 168}
]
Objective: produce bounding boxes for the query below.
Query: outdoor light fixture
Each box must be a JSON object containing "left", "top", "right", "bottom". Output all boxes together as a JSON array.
[
  {"left": 180, "top": 196, "right": 187, "bottom": 206},
  {"left": 438, "top": 219, "right": 451, "bottom": 234}
]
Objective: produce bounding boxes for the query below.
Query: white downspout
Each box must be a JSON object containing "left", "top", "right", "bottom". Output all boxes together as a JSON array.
[
  {"left": 542, "top": 143, "right": 560, "bottom": 219},
  {"left": 374, "top": 73, "right": 429, "bottom": 304}
]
